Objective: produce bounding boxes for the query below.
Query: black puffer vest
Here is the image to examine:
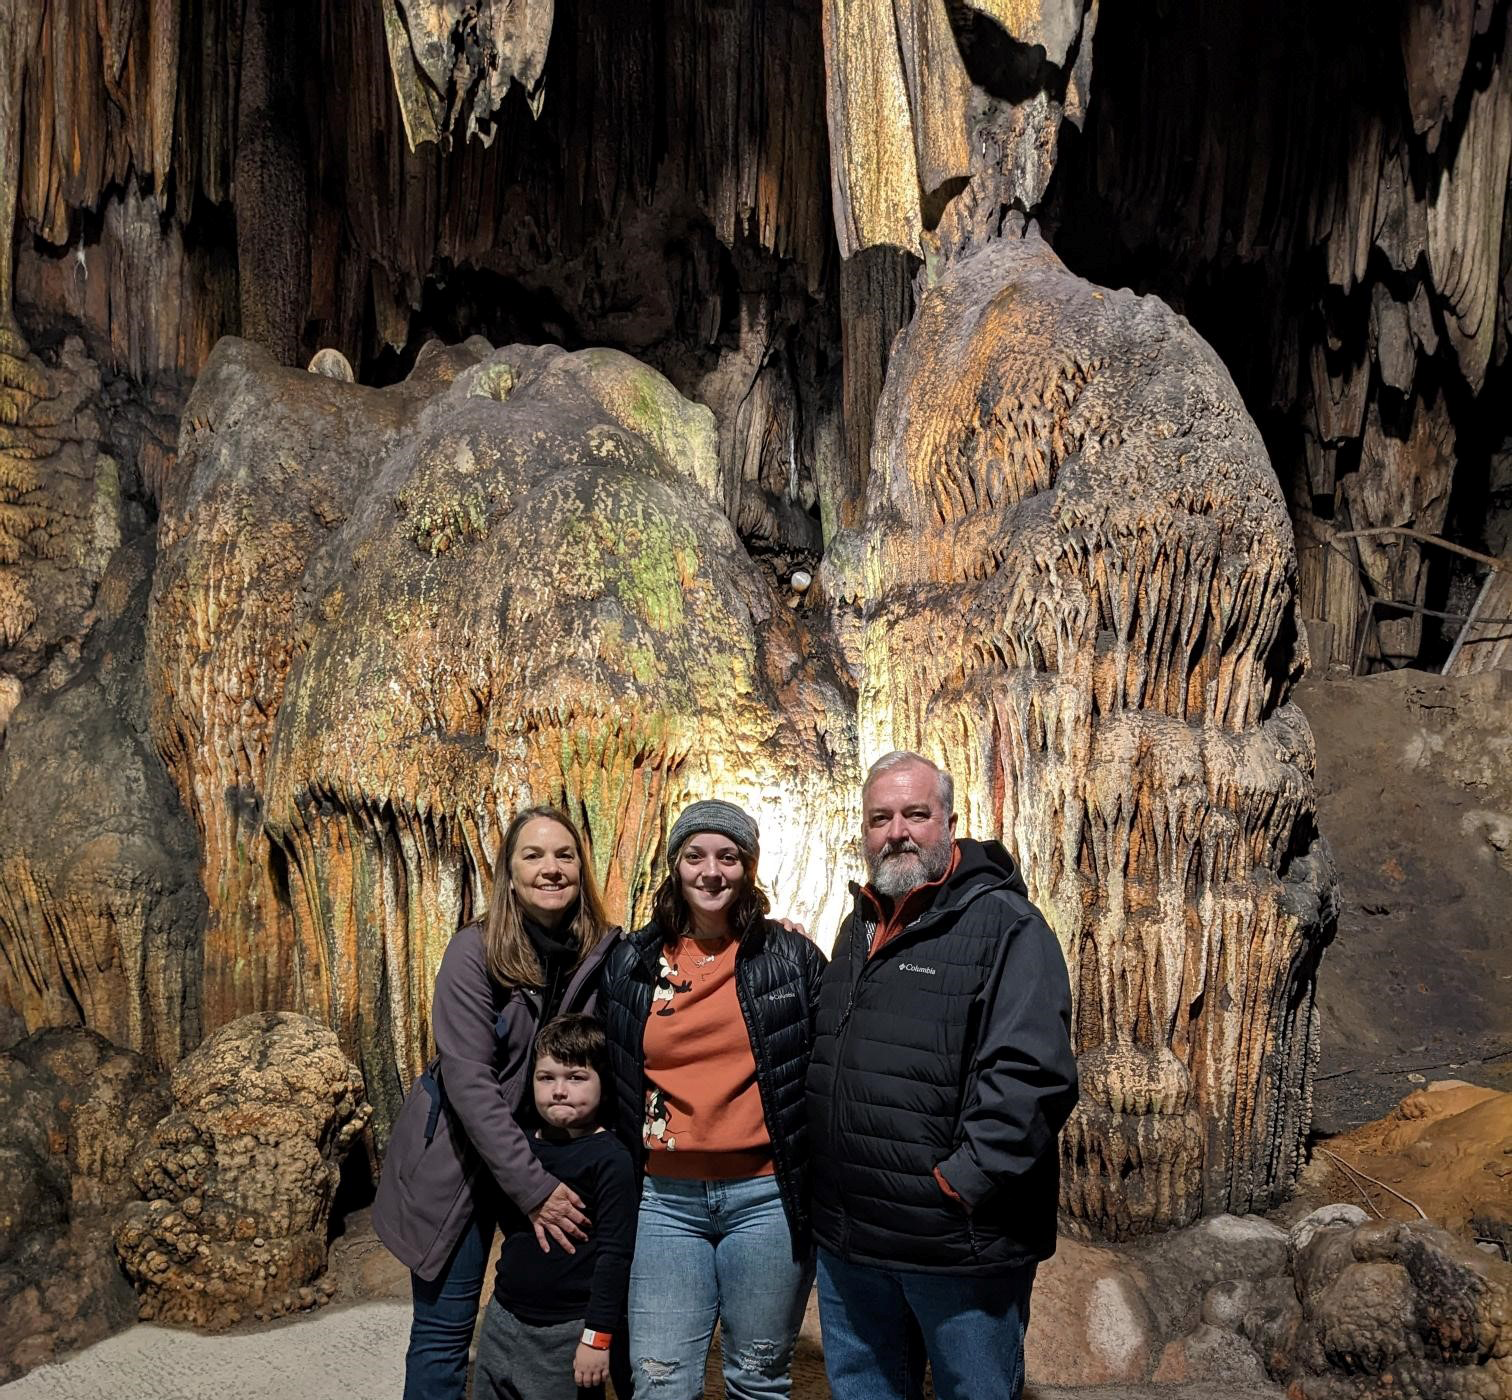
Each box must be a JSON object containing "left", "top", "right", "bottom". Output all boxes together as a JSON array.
[
  {"left": 807, "top": 839, "right": 1077, "bottom": 1275},
  {"left": 600, "top": 919, "right": 826, "bottom": 1258}
]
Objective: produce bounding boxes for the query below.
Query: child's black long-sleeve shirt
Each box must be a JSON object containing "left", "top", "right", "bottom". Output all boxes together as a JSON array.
[{"left": 493, "top": 1128, "right": 636, "bottom": 1331}]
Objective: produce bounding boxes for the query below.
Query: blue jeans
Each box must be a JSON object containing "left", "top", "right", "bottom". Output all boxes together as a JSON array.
[
  {"left": 629, "top": 1174, "right": 813, "bottom": 1399},
  {"left": 816, "top": 1248, "right": 1036, "bottom": 1400},
  {"left": 405, "top": 1207, "right": 494, "bottom": 1400}
]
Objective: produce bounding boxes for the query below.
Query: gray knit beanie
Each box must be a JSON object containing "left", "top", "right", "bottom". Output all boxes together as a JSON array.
[{"left": 667, "top": 799, "right": 760, "bottom": 864}]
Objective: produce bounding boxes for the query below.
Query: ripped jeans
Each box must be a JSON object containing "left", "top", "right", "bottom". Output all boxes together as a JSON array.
[{"left": 628, "top": 1174, "right": 813, "bottom": 1399}]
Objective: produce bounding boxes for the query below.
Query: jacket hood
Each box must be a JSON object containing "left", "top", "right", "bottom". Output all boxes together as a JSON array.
[{"left": 948, "top": 837, "right": 1027, "bottom": 899}]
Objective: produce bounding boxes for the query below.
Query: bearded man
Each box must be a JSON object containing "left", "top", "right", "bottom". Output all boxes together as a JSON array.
[{"left": 805, "top": 750, "right": 1079, "bottom": 1400}]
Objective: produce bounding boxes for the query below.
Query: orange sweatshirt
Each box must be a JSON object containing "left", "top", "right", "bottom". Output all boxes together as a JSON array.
[{"left": 641, "top": 935, "right": 774, "bottom": 1180}]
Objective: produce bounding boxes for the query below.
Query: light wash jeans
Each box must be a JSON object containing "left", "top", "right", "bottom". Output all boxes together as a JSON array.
[
  {"left": 816, "top": 1247, "right": 1036, "bottom": 1400},
  {"left": 628, "top": 1174, "right": 814, "bottom": 1399}
]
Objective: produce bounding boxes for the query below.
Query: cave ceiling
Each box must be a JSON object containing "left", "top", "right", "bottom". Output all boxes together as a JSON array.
[{"left": 0, "top": 0, "right": 1507, "bottom": 1239}]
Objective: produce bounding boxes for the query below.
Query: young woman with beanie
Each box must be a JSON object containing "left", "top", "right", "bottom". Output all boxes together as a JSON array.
[
  {"left": 374, "top": 806, "right": 622, "bottom": 1400},
  {"left": 600, "top": 799, "right": 827, "bottom": 1399}
]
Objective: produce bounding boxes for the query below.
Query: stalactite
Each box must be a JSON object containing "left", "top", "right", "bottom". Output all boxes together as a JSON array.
[
  {"left": 823, "top": 0, "right": 1097, "bottom": 262},
  {"left": 380, "top": 0, "right": 554, "bottom": 151},
  {"left": 7, "top": 0, "right": 1506, "bottom": 1250},
  {"left": 7, "top": 0, "right": 837, "bottom": 554},
  {"left": 234, "top": 0, "right": 310, "bottom": 367},
  {"left": 1042, "top": 0, "right": 1512, "bottom": 671}
]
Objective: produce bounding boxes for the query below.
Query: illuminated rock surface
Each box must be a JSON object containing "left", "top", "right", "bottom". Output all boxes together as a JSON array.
[
  {"left": 833, "top": 232, "right": 1335, "bottom": 1235},
  {"left": 148, "top": 339, "right": 856, "bottom": 1130}
]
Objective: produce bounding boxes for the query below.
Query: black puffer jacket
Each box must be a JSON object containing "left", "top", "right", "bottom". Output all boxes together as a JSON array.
[
  {"left": 806, "top": 839, "right": 1078, "bottom": 1275},
  {"left": 600, "top": 919, "right": 826, "bottom": 1257}
]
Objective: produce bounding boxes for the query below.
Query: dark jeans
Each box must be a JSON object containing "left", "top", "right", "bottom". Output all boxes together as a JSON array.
[
  {"left": 816, "top": 1247, "right": 1037, "bottom": 1400},
  {"left": 405, "top": 1207, "right": 495, "bottom": 1400}
]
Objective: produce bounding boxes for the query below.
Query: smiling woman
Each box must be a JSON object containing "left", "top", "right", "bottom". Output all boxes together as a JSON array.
[
  {"left": 599, "top": 799, "right": 828, "bottom": 1400},
  {"left": 371, "top": 806, "right": 620, "bottom": 1400}
]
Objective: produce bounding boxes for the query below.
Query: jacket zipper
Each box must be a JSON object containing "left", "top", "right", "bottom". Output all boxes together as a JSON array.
[
  {"left": 733, "top": 936, "right": 796, "bottom": 1234},
  {"left": 825, "top": 881, "right": 1004, "bottom": 1249},
  {"left": 826, "top": 911, "right": 876, "bottom": 1254}
]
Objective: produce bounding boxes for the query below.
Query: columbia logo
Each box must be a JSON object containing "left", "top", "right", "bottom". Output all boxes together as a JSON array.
[
  {"left": 898, "top": 962, "right": 937, "bottom": 976},
  {"left": 767, "top": 989, "right": 797, "bottom": 1001}
]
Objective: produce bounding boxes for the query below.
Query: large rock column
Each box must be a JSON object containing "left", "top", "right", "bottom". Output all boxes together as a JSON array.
[{"left": 834, "top": 233, "right": 1336, "bottom": 1235}]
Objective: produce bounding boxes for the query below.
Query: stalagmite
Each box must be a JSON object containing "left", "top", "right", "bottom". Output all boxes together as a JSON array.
[{"left": 833, "top": 232, "right": 1334, "bottom": 1235}]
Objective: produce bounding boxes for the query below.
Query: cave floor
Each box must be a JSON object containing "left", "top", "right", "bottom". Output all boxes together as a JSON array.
[
  {"left": 1297, "top": 670, "right": 1512, "bottom": 1135},
  {"left": 0, "top": 1296, "right": 1282, "bottom": 1400}
]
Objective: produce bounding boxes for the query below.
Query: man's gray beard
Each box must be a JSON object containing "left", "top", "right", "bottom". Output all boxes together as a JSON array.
[{"left": 868, "top": 833, "right": 952, "bottom": 898}]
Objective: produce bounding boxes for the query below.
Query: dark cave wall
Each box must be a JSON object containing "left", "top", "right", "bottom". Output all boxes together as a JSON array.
[
  {"left": 11, "top": 0, "right": 843, "bottom": 552},
  {"left": 1041, "top": 0, "right": 1512, "bottom": 672}
]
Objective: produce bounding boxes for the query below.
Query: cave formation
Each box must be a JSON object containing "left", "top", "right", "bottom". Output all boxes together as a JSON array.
[{"left": 0, "top": 0, "right": 1507, "bottom": 1251}]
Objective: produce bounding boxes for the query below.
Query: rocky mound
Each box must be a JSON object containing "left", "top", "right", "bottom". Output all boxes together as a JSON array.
[
  {"left": 114, "top": 1012, "right": 371, "bottom": 1330},
  {"left": 1304, "top": 1081, "right": 1512, "bottom": 1243}
]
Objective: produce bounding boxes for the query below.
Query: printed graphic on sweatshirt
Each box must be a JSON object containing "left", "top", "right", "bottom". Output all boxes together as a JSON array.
[
  {"left": 643, "top": 1085, "right": 677, "bottom": 1151},
  {"left": 650, "top": 947, "right": 692, "bottom": 1017},
  {"left": 642, "top": 941, "right": 744, "bottom": 1155}
]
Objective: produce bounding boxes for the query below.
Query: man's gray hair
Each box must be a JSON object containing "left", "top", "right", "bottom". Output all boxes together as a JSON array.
[{"left": 862, "top": 750, "right": 955, "bottom": 815}]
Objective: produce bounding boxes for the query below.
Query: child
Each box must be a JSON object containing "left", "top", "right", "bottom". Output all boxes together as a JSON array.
[{"left": 474, "top": 1014, "right": 636, "bottom": 1400}]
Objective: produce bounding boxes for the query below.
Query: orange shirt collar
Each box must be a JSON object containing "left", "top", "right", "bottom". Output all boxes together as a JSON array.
[{"left": 860, "top": 841, "right": 960, "bottom": 955}]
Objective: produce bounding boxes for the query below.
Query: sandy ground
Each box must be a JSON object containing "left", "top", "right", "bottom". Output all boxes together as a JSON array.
[
  {"left": 0, "top": 1301, "right": 413, "bottom": 1400},
  {"left": 0, "top": 1295, "right": 1281, "bottom": 1400}
]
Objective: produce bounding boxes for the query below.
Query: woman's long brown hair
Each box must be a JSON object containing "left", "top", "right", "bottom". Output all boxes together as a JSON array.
[
  {"left": 483, "top": 806, "right": 609, "bottom": 989},
  {"left": 650, "top": 840, "right": 771, "bottom": 942}
]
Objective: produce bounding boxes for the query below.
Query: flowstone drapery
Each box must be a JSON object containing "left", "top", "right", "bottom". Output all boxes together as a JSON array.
[
  {"left": 831, "top": 234, "right": 1336, "bottom": 1235},
  {"left": 148, "top": 338, "right": 857, "bottom": 1128},
  {"left": 0, "top": 232, "right": 1337, "bottom": 1231},
  {"left": 131, "top": 235, "right": 1334, "bottom": 1228}
]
